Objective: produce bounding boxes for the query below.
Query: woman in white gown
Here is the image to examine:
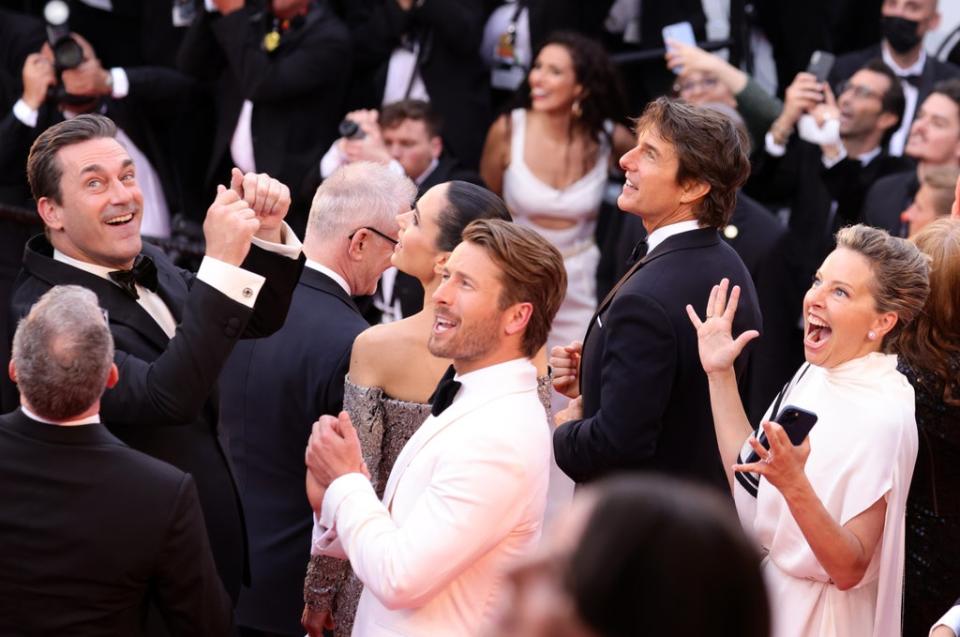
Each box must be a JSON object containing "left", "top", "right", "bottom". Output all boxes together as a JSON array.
[{"left": 687, "top": 225, "right": 930, "bottom": 637}]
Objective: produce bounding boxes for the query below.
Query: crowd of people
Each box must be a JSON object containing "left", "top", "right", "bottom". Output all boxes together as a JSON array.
[{"left": 1, "top": 0, "right": 959, "bottom": 636}]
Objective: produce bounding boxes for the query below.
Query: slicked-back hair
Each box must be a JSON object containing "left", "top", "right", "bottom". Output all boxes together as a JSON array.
[
  {"left": 307, "top": 161, "right": 416, "bottom": 242},
  {"left": 635, "top": 97, "right": 750, "bottom": 228},
  {"left": 379, "top": 99, "right": 443, "bottom": 138},
  {"left": 859, "top": 58, "right": 905, "bottom": 142},
  {"left": 27, "top": 113, "right": 118, "bottom": 205},
  {"left": 434, "top": 181, "right": 512, "bottom": 252},
  {"left": 12, "top": 285, "right": 114, "bottom": 421},
  {"left": 460, "top": 219, "right": 566, "bottom": 357},
  {"left": 835, "top": 224, "right": 930, "bottom": 349}
]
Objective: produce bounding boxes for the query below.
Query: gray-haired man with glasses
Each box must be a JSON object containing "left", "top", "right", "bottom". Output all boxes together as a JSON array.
[{"left": 219, "top": 161, "right": 416, "bottom": 637}]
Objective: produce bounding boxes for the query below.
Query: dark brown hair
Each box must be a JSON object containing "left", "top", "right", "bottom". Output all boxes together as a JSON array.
[
  {"left": 461, "top": 219, "right": 566, "bottom": 357},
  {"left": 635, "top": 97, "right": 751, "bottom": 228},
  {"left": 379, "top": 99, "right": 443, "bottom": 139},
  {"left": 567, "top": 476, "right": 770, "bottom": 637},
  {"left": 897, "top": 218, "right": 960, "bottom": 405},
  {"left": 27, "top": 113, "right": 118, "bottom": 205}
]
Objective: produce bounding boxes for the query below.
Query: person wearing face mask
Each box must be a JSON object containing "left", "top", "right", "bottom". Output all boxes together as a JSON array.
[{"left": 829, "top": 0, "right": 960, "bottom": 156}]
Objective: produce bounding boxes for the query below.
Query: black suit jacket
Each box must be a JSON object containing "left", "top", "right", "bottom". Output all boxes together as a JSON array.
[
  {"left": 5, "top": 235, "right": 303, "bottom": 602},
  {"left": 863, "top": 169, "right": 919, "bottom": 237},
  {"left": 0, "top": 409, "right": 232, "bottom": 635},
  {"left": 220, "top": 267, "right": 368, "bottom": 633},
  {"left": 178, "top": 1, "right": 353, "bottom": 234},
  {"left": 554, "top": 228, "right": 762, "bottom": 491},
  {"left": 341, "top": 0, "right": 490, "bottom": 170}
]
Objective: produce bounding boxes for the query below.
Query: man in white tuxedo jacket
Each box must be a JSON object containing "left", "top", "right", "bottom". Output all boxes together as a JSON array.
[{"left": 305, "top": 219, "right": 567, "bottom": 636}]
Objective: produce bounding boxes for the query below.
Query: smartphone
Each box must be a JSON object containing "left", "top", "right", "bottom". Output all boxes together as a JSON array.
[
  {"left": 806, "top": 50, "right": 836, "bottom": 83},
  {"left": 745, "top": 405, "right": 818, "bottom": 464},
  {"left": 662, "top": 21, "right": 697, "bottom": 74}
]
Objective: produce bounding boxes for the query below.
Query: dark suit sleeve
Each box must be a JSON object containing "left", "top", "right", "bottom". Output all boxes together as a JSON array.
[
  {"left": 417, "top": 0, "right": 485, "bottom": 57},
  {"left": 207, "top": 7, "right": 352, "bottom": 102},
  {"left": 107, "top": 278, "right": 257, "bottom": 425},
  {"left": 241, "top": 244, "right": 305, "bottom": 338},
  {"left": 553, "top": 293, "right": 678, "bottom": 482},
  {"left": 153, "top": 474, "right": 233, "bottom": 636}
]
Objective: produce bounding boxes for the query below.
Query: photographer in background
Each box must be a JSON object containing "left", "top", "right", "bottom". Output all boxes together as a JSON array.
[
  {"left": 0, "top": 31, "right": 197, "bottom": 237},
  {"left": 318, "top": 99, "right": 481, "bottom": 323}
]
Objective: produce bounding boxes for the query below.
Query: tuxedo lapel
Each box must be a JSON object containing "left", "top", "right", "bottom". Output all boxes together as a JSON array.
[{"left": 381, "top": 367, "right": 535, "bottom": 509}]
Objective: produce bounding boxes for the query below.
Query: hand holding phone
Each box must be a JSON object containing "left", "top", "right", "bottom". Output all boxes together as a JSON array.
[
  {"left": 744, "top": 405, "right": 817, "bottom": 464},
  {"left": 662, "top": 22, "right": 697, "bottom": 74}
]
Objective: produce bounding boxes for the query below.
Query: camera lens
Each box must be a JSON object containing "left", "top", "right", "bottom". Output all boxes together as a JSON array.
[
  {"left": 338, "top": 120, "right": 365, "bottom": 140},
  {"left": 53, "top": 37, "right": 84, "bottom": 70}
]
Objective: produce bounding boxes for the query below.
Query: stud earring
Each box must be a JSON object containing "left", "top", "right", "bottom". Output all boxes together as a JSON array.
[
  {"left": 868, "top": 330, "right": 877, "bottom": 340},
  {"left": 571, "top": 100, "right": 582, "bottom": 118}
]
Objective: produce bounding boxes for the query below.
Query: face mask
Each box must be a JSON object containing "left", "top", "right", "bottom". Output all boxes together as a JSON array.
[
  {"left": 881, "top": 16, "right": 923, "bottom": 54},
  {"left": 797, "top": 114, "right": 841, "bottom": 147}
]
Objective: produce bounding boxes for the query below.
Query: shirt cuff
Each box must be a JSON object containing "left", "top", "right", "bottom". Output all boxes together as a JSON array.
[
  {"left": 820, "top": 143, "right": 848, "bottom": 169},
  {"left": 109, "top": 67, "right": 129, "bottom": 99},
  {"left": 320, "top": 142, "right": 347, "bottom": 179},
  {"left": 196, "top": 256, "right": 265, "bottom": 309},
  {"left": 250, "top": 221, "right": 302, "bottom": 259},
  {"left": 204, "top": 0, "right": 218, "bottom": 11},
  {"left": 764, "top": 131, "right": 786, "bottom": 157},
  {"left": 931, "top": 606, "right": 960, "bottom": 636},
  {"left": 13, "top": 99, "right": 38, "bottom": 128},
  {"left": 319, "top": 472, "right": 374, "bottom": 529}
]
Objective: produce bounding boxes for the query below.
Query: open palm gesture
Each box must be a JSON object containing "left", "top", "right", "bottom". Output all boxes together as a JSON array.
[{"left": 686, "top": 278, "right": 760, "bottom": 375}]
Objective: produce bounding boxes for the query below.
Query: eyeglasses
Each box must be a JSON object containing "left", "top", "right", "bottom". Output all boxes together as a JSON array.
[
  {"left": 348, "top": 226, "right": 399, "bottom": 246},
  {"left": 674, "top": 76, "right": 720, "bottom": 94},
  {"left": 838, "top": 81, "right": 881, "bottom": 101}
]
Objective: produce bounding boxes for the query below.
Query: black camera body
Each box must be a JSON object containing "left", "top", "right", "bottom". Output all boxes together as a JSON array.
[
  {"left": 338, "top": 119, "right": 366, "bottom": 140},
  {"left": 44, "top": 0, "right": 89, "bottom": 105}
]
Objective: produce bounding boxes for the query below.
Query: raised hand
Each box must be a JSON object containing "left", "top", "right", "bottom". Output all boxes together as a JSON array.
[
  {"left": 686, "top": 278, "right": 760, "bottom": 376},
  {"left": 550, "top": 340, "right": 582, "bottom": 399},
  {"left": 21, "top": 52, "right": 57, "bottom": 109},
  {"left": 203, "top": 184, "right": 260, "bottom": 266},
  {"left": 230, "top": 168, "right": 290, "bottom": 243},
  {"left": 305, "top": 412, "right": 366, "bottom": 488},
  {"left": 780, "top": 72, "right": 824, "bottom": 129}
]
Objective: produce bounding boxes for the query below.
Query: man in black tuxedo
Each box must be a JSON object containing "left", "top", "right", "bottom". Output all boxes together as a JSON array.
[
  {"left": 864, "top": 79, "right": 960, "bottom": 236},
  {"left": 316, "top": 99, "right": 482, "bottom": 322},
  {"left": 552, "top": 98, "right": 761, "bottom": 492},
  {"left": 0, "top": 285, "right": 232, "bottom": 635},
  {"left": 177, "top": 0, "right": 353, "bottom": 234},
  {"left": 220, "top": 162, "right": 416, "bottom": 637},
  {"left": 337, "top": 0, "right": 490, "bottom": 170},
  {"left": 829, "top": 0, "right": 960, "bottom": 156},
  {"left": 4, "top": 114, "right": 305, "bottom": 603}
]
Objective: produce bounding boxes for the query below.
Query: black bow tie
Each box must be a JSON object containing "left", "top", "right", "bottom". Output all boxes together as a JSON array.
[
  {"left": 108, "top": 255, "right": 158, "bottom": 300},
  {"left": 901, "top": 74, "right": 922, "bottom": 89},
  {"left": 627, "top": 238, "right": 649, "bottom": 265},
  {"left": 429, "top": 365, "right": 462, "bottom": 417}
]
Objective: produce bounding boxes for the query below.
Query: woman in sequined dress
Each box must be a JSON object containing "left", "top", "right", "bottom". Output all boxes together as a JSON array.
[
  {"left": 897, "top": 218, "right": 960, "bottom": 636},
  {"left": 303, "top": 181, "right": 552, "bottom": 636}
]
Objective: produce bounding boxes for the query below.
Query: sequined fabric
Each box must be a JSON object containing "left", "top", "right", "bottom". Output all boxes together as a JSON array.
[
  {"left": 304, "top": 373, "right": 553, "bottom": 635},
  {"left": 900, "top": 355, "right": 960, "bottom": 637}
]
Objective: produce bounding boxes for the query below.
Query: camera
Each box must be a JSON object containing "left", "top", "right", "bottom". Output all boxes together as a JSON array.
[
  {"left": 338, "top": 119, "right": 366, "bottom": 140},
  {"left": 44, "top": 1, "right": 83, "bottom": 71}
]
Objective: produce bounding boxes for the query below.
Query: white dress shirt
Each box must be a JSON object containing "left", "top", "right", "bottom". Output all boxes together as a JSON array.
[
  {"left": 304, "top": 259, "right": 350, "bottom": 295},
  {"left": 312, "top": 357, "right": 550, "bottom": 636},
  {"left": 21, "top": 405, "right": 100, "bottom": 426},
  {"left": 882, "top": 44, "right": 926, "bottom": 157},
  {"left": 931, "top": 605, "right": 960, "bottom": 637},
  {"left": 646, "top": 219, "right": 701, "bottom": 254}
]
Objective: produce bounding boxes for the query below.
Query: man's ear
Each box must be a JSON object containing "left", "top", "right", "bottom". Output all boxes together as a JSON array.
[
  {"left": 877, "top": 111, "right": 898, "bottom": 133},
  {"left": 432, "top": 252, "right": 450, "bottom": 275},
  {"left": 429, "top": 136, "right": 443, "bottom": 159},
  {"left": 346, "top": 231, "right": 366, "bottom": 262},
  {"left": 8, "top": 360, "right": 17, "bottom": 384},
  {"left": 502, "top": 301, "right": 533, "bottom": 338},
  {"left": 105, "top": 363, "right": 119, "bottom": 389},
  {"left": 679, "top": 179, "right": 711, "bottom": 206},
  {"left": 36, "top": 197, "right": 63, "bottom": 230}
]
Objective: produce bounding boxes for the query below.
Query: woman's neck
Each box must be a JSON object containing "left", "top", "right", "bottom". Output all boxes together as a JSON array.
[{"left": 533, "top": 106, "right": 575, "bottom": 141}]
